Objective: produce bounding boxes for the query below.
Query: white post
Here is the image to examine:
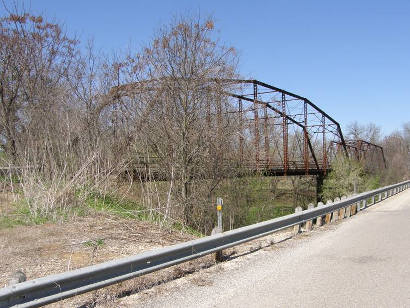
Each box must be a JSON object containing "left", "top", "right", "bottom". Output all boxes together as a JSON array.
[
  {"left": 293, "top": 206, "right": 303, "bottom": 235},
  {"left": 214, "top": 197, "right": 223, "bottom": 262},
  {"left": 325, "top": 200, "right": 333, "bottom": 224},
  {"left": 340, "top": 196, "right": 347, "bottom": 218},
  {"left": 332, "top": 197, "right": 340, "bottom": 222},
  {"left": 356, "top": 200, "right": 361, "bottom": 212},
  {"left": 316, "top": 202, "right": 324, "bottom": 227},
  {"left": 305, "top": 204, "right": 314, "bottom": 231}
]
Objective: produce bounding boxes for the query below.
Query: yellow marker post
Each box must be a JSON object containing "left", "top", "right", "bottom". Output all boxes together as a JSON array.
[
  {"left": 216, "top": 197, "right": 223, "bottom": 231},
  {"left": 215, "top": 197, "right": 224, "bottom": 262}
]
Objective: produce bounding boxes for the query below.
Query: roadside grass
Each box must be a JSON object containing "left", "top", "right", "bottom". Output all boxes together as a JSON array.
[
  {"left": 0, "top": 202, "right": 49, "bottom": 229},
  {"left": 214, "top": 176, "right": 315, "bottom": 228},
  {"left": 84, "top": 192, "right": 153, "bottom": 221},
  {"left": 85, "top": 191, "right": 204, "bottom": 237},
  {"left": 171, "top": 221, "right": 203, "bottom": 237},
  {"left": 0, "top": 189, "right": 204, "bottom": 237},
  {"left": 83, "top": 238, "right": 105, "bottom": 248},
  {"left": 0, "top": 215, "right": 27, "bottom": 229},
  {"left": 0, "top": 174, "right": 20, "bottom": 184},
  {"left": 0, "top": 197, "right": 89, "bottom": 230},
  {"left": 0, "top": 175, "right": 315, "bottom": 235}
]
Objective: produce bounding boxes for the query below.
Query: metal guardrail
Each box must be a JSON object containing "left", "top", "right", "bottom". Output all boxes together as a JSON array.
[{"left": 1, "top": 180, "right": 409, "bottom": 308}]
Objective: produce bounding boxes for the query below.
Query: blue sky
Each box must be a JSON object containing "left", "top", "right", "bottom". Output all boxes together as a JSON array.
[{"left": 2, "top": 0, "right": 409, "bottom": 136}]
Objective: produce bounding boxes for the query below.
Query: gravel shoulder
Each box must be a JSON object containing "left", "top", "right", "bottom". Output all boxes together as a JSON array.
[{"left": 115, "top": 190, "right": 410, "bottom": 308}]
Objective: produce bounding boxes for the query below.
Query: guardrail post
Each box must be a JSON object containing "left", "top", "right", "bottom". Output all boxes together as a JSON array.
[
  {"left": 378, "top": 193, "right": 382, "bottom": 202},
  {"left": 213, "top": 197, "right": 224, "bottom": 262},
  {"left": 350, "top": 199, "right": 356, "bottom": 215},
  {"left": 356, "top": 200, "right": 361, "bottom": 213},
  {"left": 339, "top": 196, "right": 347, "bottom": 218},
  {"left": 316, "top": 202, "right": 324, "bottom": 227},
  {"left": 305, "top": 203, "right": 314, "bottom": 231},
  {"left": 371, "top": 195, "right": 375, "bottom": 205},
  {"left": 325, "top": 200, "right": 332, "bottom": 224},
  {"left": 332, "top": 197, "right": 340, "bottom": 222},
  {"left": 345, "top": 201, "right": 352, "bottom": 218},
  {"left": 293, "top": 206, "right": 303, "bottom": 235}
]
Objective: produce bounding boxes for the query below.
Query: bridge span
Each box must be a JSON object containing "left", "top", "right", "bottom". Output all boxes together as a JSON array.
[{"left": 112, "top": 79, "right": 386, "bottom": 177}]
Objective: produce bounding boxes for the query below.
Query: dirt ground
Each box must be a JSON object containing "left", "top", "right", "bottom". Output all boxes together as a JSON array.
[
  {"left": 0, "top": 192, "right": 295, "bottom": 308},
  {"left": 0, "top": 207, "right": 202, "bottom": 306}
]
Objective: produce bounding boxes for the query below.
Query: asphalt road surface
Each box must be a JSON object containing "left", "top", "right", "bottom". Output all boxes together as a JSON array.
[{"left": 121, "top": 189, "right": 410, "bottom": 308}]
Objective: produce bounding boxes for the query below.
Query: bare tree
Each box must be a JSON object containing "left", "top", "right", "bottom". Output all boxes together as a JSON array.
[
  {"left": 381, "top": 123, "right": 410, "bottom": 184},
  {"left": 111, "top": 17, "right": 240, "bottom": 227},
  {"left": 0, "top": 13, "right": 77, "bottom": 163},
  {"left": 347, "top": 121, "right": 381, "bottom": 143}
]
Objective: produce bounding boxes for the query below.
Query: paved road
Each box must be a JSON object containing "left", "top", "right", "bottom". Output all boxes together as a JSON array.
[{"left": 121, "top": 189, "right": 410, "bottom": 308}]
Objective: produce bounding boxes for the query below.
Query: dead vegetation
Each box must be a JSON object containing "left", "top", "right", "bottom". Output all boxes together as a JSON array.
[{"left": 0, "top": 212, "right": 196, "bottom": 288}]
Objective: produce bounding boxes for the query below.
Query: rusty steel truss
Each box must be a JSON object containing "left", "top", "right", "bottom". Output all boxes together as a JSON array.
[
  {"left": 331, "top": 139, "right": 387, "bottom": 169},
  {"left": 220, "top": 79, "right": 347, "bottom": 175},
  {"left": 110, "top": 78, "right": 386, "bottom": 176}
]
